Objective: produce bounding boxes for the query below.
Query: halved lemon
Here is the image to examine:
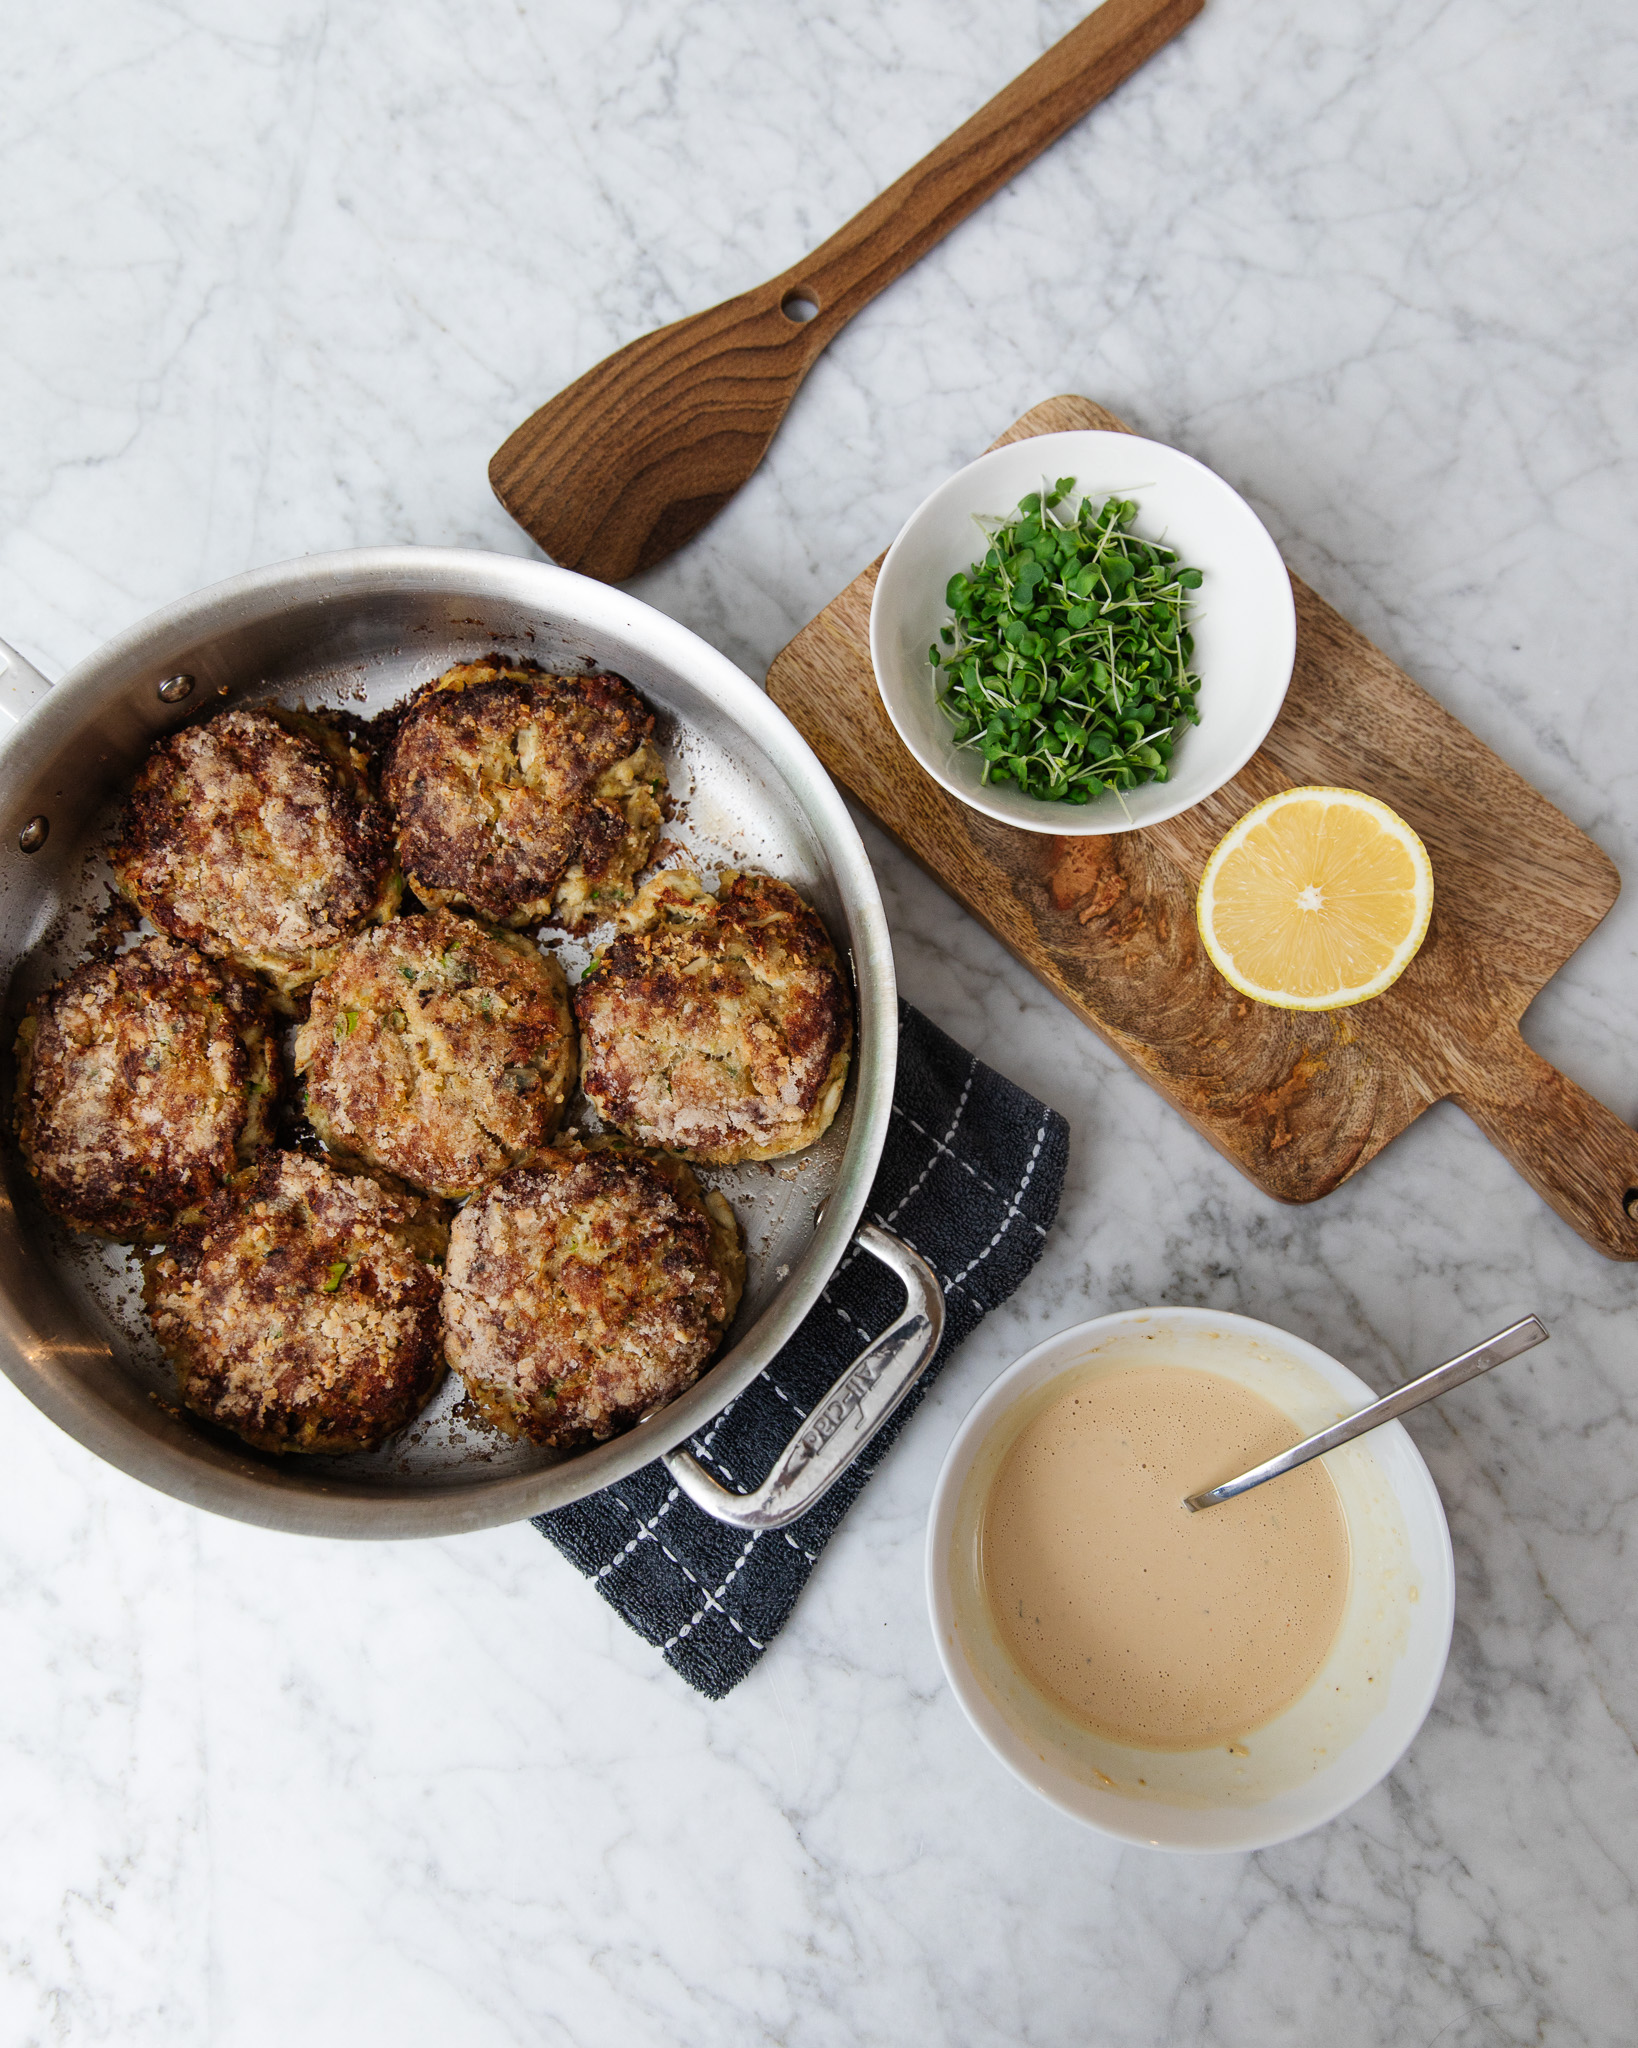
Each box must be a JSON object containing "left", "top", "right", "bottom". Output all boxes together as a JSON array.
[{"left": 1196, "top": 786, "right": 1433, "bottom": 1010}]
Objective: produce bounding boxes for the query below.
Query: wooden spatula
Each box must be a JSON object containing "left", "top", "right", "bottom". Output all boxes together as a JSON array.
[{"left": 490, "top": 0, "right": 1204, "bottom": 582}]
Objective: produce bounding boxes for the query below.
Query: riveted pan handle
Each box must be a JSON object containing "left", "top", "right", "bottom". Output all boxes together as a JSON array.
[
  {"left": 0, "top": 636, "right": 55, "bottom": 730},
  {"left": 663, "top": 1223, "right": 945, "bottom": 1531}
]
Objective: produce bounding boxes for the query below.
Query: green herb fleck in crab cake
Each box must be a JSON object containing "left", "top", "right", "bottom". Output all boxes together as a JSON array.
[
  {"left": 13, "top": 936, "right": 279, "bottom": 1242},
  {"left": 382, "top": 659, "right": 666, "bottom": 930},
  {"left": 110, "top": 705, "right": 401, "bottom": 1005},
  {"left": 293, "top": 909, "right": 578, "bottom": 1201},
  {"left": 441, "top": 1137, "right": 744, "bottom": 1451},
  {"left": 143, "top": 1151, "right": 448, "bottom": 1456},
  {"left": 573, "top": 868, "right": 852, "bottom": 1164}
]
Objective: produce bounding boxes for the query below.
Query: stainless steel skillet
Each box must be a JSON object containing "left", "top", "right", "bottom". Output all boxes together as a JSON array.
[{"left": 0, "top": 550, "right": 942, "bottom": 1539}]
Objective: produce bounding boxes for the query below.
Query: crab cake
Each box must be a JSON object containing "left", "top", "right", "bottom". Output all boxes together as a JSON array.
[
  {"left": 143, "top": 1152, "right": 448, "bottom": 1456},
  {"left": 13, "top": 936, "right": 278, "bottom": 1242},
  {"left": 383, "top": 659, "right": 666, "bottom": 930},
  {"left": 294, "top": 910, "right": 577, "bottom": 1200},
  {"left": 110, "top": 705, "right": 400, "bottom": 1003},
  {"left": 573, "top": 869, "right": 852, "bottom": 1165},
  {"left": 442, "top": 1138, "right": 744, "bottom": 1450}
]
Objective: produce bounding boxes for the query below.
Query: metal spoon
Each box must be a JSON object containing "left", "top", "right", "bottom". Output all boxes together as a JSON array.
[{"left": 1183, "top": 1316, "right": 1549, "bottom": 1513}]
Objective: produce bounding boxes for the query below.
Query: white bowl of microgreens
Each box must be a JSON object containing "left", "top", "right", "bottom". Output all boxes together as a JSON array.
[{"left": 869, "top": 431, "right": 1297, "bottom": 834}]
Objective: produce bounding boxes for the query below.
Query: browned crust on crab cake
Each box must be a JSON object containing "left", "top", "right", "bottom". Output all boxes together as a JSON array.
[
  {"left": 383, "top": 660, "right": 666, "bottom": 930},
  {"left": 109, "top": 706, "right": 401, "bottom": 1004},
  {"left": 13, "top": 936, "right": 279, "bottom": 1242},
  {"left": 573, "top": 869, "right": 853, "bottom": 1165},
  {"left": 293, "top": 909, "right": 578, "bottom": 1200},
  {"left": 442, "top": 1137, "right": 744, "bottom": 1451},
  {"left": 143, "top": 1152, "right": 448, "bottom": 1456}
]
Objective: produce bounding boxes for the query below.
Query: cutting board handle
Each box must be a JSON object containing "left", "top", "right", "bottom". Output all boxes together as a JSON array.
[{"left": 1451, "top": 1027, "right": 1638, "bottom": 1259}]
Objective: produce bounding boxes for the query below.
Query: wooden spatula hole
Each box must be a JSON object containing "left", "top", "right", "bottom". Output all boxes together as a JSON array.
[
  {"left": 780, "top": 290, "right": 820, "bottom": 324},
  {"left": 1622, "top": 1188, "right": 1638, "bottom": 1221}
]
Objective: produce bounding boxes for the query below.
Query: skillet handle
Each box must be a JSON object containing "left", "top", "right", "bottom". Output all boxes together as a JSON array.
[
  {"left": 0, "top": 635, "right": 54, "bottom": 730},
  {"left": 662, "top": 1223, "right": 945, "bottom": 1531}
]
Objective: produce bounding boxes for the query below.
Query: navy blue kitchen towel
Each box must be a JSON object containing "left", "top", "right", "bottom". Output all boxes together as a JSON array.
[{"left": 534, "top": 1001, "right": 1070, "bottom": 1698}]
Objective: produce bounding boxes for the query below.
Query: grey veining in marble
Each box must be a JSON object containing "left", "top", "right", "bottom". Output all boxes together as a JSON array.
[{"left": 3, "top": 1, "right": 1637, "bottom": 2042}]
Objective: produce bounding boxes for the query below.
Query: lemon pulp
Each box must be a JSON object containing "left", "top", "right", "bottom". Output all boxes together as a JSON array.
[{"left": 1196, "top": 786, "right": 1434, "bottom": 1010}]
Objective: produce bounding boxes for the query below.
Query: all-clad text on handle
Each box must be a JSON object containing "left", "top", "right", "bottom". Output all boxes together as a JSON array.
[{"left": 664, "top": 1224, "right": 945, "bottom": 1531}]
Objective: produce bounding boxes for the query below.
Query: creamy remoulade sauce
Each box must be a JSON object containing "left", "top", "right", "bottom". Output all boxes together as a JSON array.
[{"left": 980, "top": 1364, "right": 1350, "bottom": 1750}]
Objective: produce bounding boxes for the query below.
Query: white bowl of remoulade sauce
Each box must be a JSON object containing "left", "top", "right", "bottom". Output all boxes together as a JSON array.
[{"left": 926, "top": 1307, "right": 1455, "bottom": 1853}]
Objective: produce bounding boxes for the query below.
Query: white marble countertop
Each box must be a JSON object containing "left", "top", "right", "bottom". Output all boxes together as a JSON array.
[{"left": 4, "top": 1, "right": 1637, "bottom": 2041}]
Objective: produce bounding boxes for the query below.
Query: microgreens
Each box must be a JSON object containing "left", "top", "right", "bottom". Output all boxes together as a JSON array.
[{"left": 928, "top": 480, "right": 1204, "bottom": 804}]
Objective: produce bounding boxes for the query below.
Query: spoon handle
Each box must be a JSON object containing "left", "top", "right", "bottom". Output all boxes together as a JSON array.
[
  {"left": 785, "top": 0, "right": 1206, "bottom": 340},
  {"left": 1183, "top": 1316, "right": 1550, "bottom": 1513}
]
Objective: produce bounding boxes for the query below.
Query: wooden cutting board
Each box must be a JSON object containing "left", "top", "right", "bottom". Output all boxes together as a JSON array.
[{"left": 768, "top": 395, "right": 1638, "bottom": 1258}]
